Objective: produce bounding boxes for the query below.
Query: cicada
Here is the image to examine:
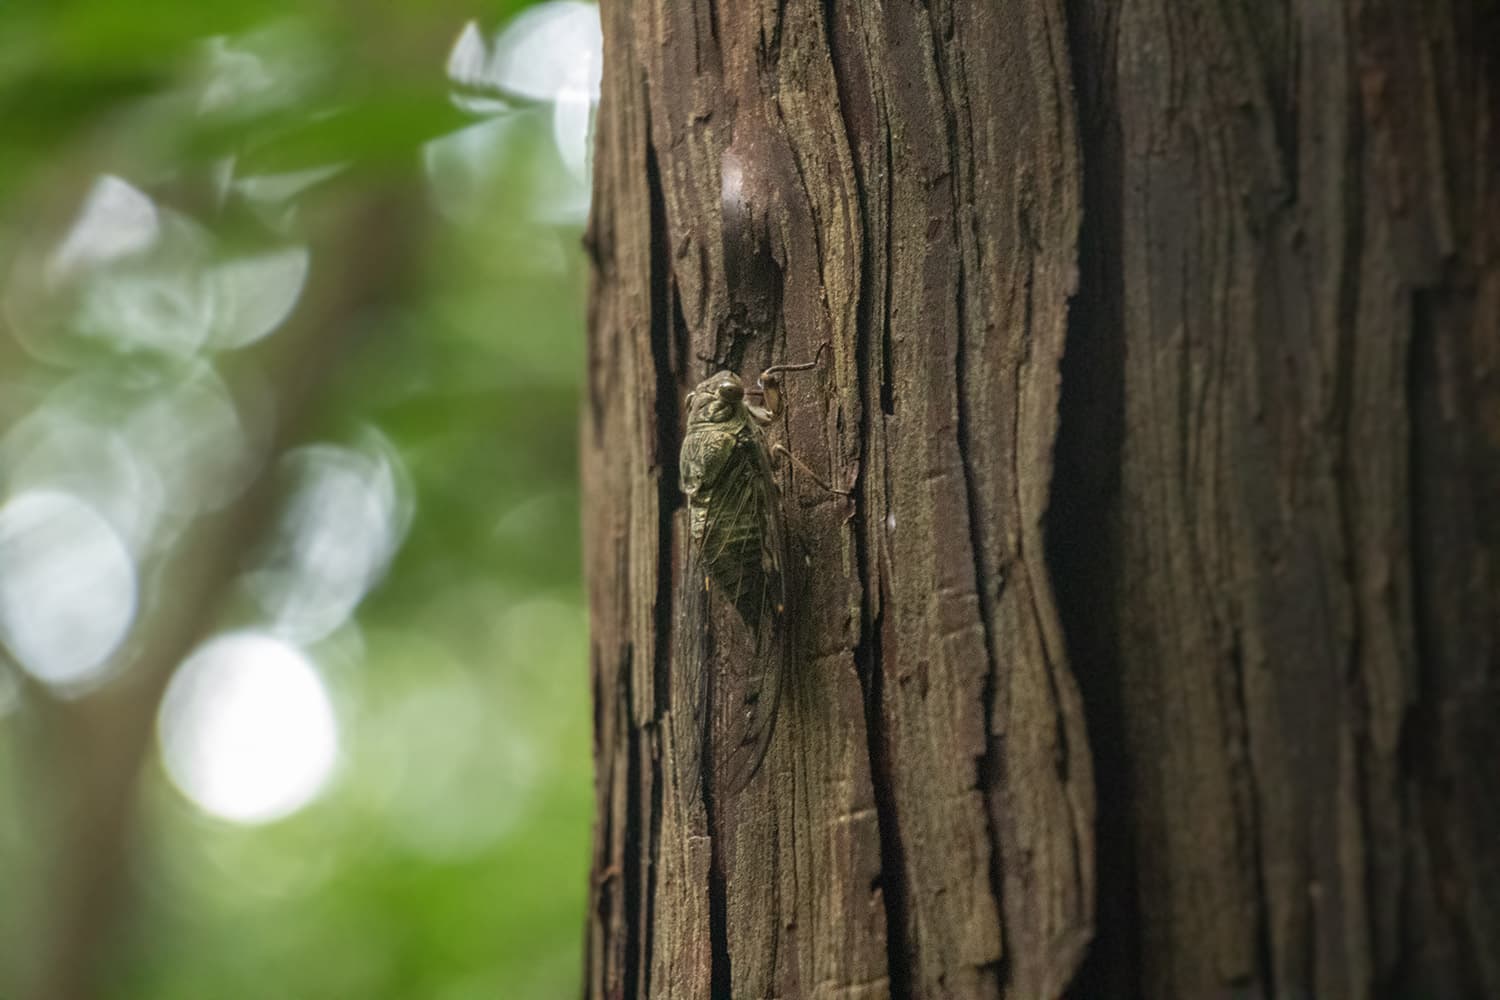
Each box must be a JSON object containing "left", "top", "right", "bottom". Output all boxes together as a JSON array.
[{"left": 674, "top": 349, "right": 826, "bottom": 799}]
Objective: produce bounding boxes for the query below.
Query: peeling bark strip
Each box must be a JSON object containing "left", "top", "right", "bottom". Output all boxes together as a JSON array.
[{"left": 585, "top": 0, "right": 1499, "bottom": 998}]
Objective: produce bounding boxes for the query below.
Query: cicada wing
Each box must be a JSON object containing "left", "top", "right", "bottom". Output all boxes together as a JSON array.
[
  {"left": 672, "top": 521, "right": 712, "bottom": 806},
  {"left": 710, "top": 433, "right": 790, "bottom": 797}
]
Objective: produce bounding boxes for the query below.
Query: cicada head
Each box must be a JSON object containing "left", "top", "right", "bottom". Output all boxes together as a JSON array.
[{"left": 685, "top": 371, "right": 745, "bottom": 426}]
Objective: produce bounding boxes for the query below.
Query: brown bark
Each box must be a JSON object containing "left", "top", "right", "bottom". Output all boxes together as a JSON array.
[{"left": 582, "top": 0, "right": 1499, "bottom": 997}]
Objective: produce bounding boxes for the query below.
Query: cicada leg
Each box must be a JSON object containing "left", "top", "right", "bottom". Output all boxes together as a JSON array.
[{"left": 770, "top": 443, "right": 850, "bottom": 496}]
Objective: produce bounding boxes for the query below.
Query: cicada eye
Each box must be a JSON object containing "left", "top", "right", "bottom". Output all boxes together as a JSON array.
[{"left": 718, "top": 381, "right": 743, "bottom": 402}]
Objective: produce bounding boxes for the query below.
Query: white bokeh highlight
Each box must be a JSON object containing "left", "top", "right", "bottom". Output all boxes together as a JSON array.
[
  {"left": 68, "top": 214, "right": 217, "bottom": 357},
  {"left": 3, "top": 403, "right": 164, "bottom": 556},
  {"left": 486, "top": 2, "right": 602, "bottom": 104},
  {"left": 47, "top": 175, "right": 161, "bottom": 282},
  {"left": 195, "top": 26, "right": 324, "bottom": 121},
  {"left": 206, "top": 245, "right": 310, "bottom": 350},
  {"left": 114, "top": 361, "right": 267, "bottom": 515},
  {"left": 421, "top": 115, "right": 528, "bottom": 224},
  {"left": 158, "top": 632, "right": 339, "bottom": 825},
  {"left": 0, "top": 490, "right": 138, "bottom": 689},
  {"left": 243, "top": 434, "right": 413, "bottom": 644},
  {"left": 445, "top": 21, "right": 509, "bottom": 115},
  {"left": 435, "top": 4, "right": 602, "bottom": 224},
  {"left": 7, "top": 175, "right": 309, "bottom": 362}
]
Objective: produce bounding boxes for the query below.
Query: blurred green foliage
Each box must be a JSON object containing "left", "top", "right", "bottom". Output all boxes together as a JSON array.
[{"left": 0, "top": 0, "right": 593, "bottom": 996}]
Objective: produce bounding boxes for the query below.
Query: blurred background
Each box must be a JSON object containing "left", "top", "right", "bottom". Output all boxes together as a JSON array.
[{"left": 0, "top": 1, "right": 597, "bottom": 996}]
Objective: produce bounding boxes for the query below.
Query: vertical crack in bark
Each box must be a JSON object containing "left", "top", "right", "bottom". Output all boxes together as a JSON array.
[
  {"left": 648, "top": 138, "right": 681, "bottom": 724},
  {"left": 1053, "top": 2, "right": 1137, "bottom": 995},
  {"left": 587, "top": 659, "right": 614, "bottom": 995},
  {"left": 644, "top": 129, "right": 676, "bottom": 1000},
  {"left": 622, "top": 658, "right": 645, "bottom": 1000},
  {"left": 705, "top": 780, "right": 733, "bottom": 998},
  {"left": 858, "top": 610, "right": 913, "bottom": 1000},
  {"left": 1228, "top": 632, "right": 1278, "bottom": 1000},
  {"left": 879, "top": 131, "right": 896, "bottom": 417},
  {"left": 1404, "top": 294, "right": 1451, "bottom": 993},
  {"left": 1406, "top": 290, "right": 1492, "bottom": 999},
  {"left": 841, "top": 119, "right": 905, "bottom": 986},
  {"left": 642, "top": 732, "right": 663, "bottom": 999},
  {"left": 704, "top": 0, "right": 720, "bottom": 56},
  {"left": 1331, "top": 97, "right": 1382, "bottom": 1000}
]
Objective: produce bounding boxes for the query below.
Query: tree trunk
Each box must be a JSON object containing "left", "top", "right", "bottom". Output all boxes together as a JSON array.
[{"left": 581, "top": 1, "right": 1499, "bottom": 997}]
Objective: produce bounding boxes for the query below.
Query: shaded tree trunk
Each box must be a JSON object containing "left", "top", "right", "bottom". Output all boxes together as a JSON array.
[{"left": 582, "top": 0, "right": 1499, "bottom": 997}]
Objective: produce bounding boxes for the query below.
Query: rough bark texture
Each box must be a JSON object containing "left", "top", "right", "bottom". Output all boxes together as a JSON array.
[{"left": 583, "top": 0, "right": 1499, "bottom": 997}]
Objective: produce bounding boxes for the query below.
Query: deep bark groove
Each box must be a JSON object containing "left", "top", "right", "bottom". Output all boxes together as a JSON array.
[
  {"left": 858, "top": 615, "right": 911, "bottom": 1000},
  {"left": 623, "top": 662, "right": 646, "bottom": 999}
]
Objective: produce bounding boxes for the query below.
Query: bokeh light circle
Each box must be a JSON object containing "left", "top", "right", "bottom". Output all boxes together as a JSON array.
[
  {"left": 487, "top": 1, "right": 602, "bottom": 103},
  {"left": 158, "top": 632, "right": 339, "bottom": 825},
  {"left": 243, "top": 433, "right": 413, "bottom": 643},
  {"left": 0, "top": 490, "right": 138, "bottom": 689}
]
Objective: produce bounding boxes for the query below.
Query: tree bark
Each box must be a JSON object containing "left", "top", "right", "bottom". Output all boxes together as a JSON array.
[{"left": 582, "top": 1, "right": 1499, "bottom": 997}]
